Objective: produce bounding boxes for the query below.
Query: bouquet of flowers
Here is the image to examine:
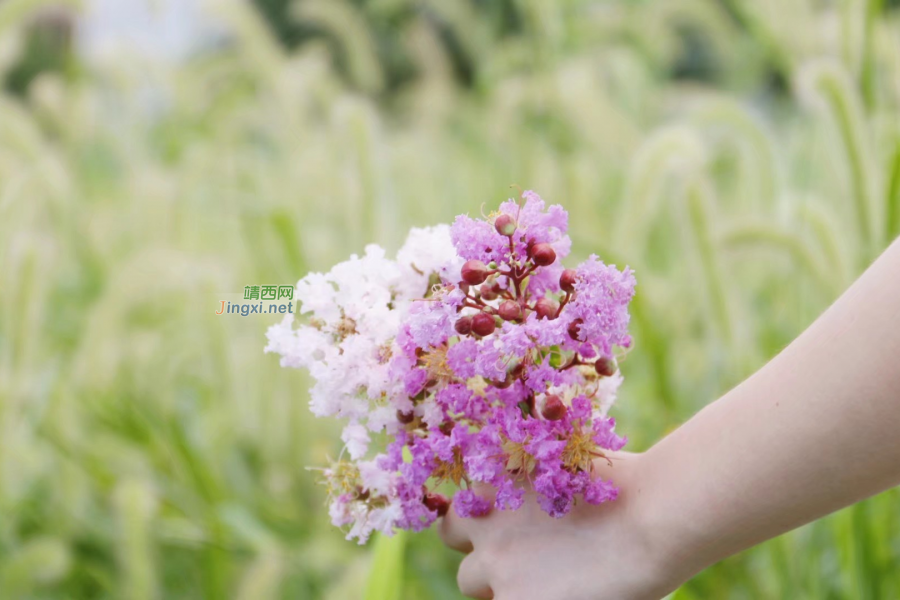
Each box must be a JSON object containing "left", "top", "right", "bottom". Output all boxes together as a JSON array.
[{"left": 266, "top": 191, "right": 636, "bottom": 543}]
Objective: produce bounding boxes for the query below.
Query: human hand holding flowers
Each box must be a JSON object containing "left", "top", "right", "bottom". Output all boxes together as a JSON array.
[
  {"left": 438, "top": 238, "right": 900, "bottom": 599},
  {"left": 267, "top": 185, "right": 900, "bottom": 599},
  {"left": 439, "top": 452, "right": 678, "bottom": 600}
]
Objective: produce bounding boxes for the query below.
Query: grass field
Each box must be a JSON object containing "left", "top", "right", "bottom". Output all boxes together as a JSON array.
[{"left": 2, "top": 0, "right": 900, "bottom": 598}]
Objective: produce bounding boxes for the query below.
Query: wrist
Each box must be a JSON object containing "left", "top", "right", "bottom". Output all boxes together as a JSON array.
[
  {"left": 592, "top": 452, "right": 696, "bottom": 598},
  {"left": 628, "top": 447, "right": 713, "bottom": 595}
]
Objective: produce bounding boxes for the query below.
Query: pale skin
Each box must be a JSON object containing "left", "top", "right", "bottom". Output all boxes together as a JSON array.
[{"left": 439, "top": 238, "right": 900, "bottom": 599}]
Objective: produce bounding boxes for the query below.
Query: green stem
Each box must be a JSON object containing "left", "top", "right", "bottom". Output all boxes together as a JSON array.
[
  {"left": 861, "top": 0, "right": 883, "bottom": 109},
  {"left": 885, "top": 140, "right": 900, "bottom": 242},
  {"left": 720, "top": 223, "right": 840, "bottom": 297},
  {"left": 365, "top": 532, "right": 406, "bottom": 600},
  {"left": 810, "top": 64, "right": 879, "bottom": 264},
  {"left": 686, "top": 181, "right": 733, "bottom": 346}
]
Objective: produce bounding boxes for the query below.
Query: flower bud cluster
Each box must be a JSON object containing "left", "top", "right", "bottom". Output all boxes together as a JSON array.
[{"left": 266, "top": 191, "right": 636, "bottom": 543}]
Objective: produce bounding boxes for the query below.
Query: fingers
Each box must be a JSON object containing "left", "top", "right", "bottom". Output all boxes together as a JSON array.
[
  {"left": 457, "top": 552, "right": 493, "bottom": 599},
  {"left": 438, "top": 507, "right": 474, "bottom": 553}
]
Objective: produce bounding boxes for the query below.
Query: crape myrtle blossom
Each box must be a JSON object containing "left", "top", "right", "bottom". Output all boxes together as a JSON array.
[{"left": 266, "top": 191, "right": 636, "bottom": 543}]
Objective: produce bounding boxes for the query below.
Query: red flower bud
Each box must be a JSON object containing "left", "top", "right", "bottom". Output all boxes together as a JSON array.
[
  {"left": 530, "top": 243, "right": 556, "bottom": 267},
  {"left": 480, "top": 283, "right": 499, "bottom": 301},
  {"left": 461, "top": 259, "right": 490, "bottom": 285},
  {"left": 560, "top": 269, "right": 578, "bottom": 292},
  {"left": 424, "top": 492, "right": 450, "bottom": 517},
  {"left": 397, "top": 410, "right": 415, "bottom": 424},
  {"left": 534, "top": 297, "right": 558, "bottom": 320},
  {"left": 595, "top": 356, "right": 617, "bottom": 377},
  {"left": 454, "top": 315, "right": 473, "bottom": 335},
  {"left": 509, "top": 362, "right": 525, "bottom": 379},
  {"left": 494, "top": 214, "right": 517, "bottom": 237},
  {"left": 498, "top": 300, "right": 523, "bottom": 321},
  {"left": 493, "top": 376, "right": 513, "bottom": 389},
  {"left": 471, "top": 312, "right": 496, "bottom": 336},
  {"left": 567, "top": 318, "right": 584, "bottom": 340},
  {"left": 541, "top": 395, "right": 567, "bottom": 421}
]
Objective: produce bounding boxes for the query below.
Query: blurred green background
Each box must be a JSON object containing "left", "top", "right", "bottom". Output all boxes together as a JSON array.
[{"left": 2, "top": 0, "right": 900, "bottom": 598}]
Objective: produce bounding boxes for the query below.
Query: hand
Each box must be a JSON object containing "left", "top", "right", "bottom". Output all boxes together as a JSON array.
[
  {"left": 438, "top": 453, "right": 678, "bottom": 600},
  {"left": 443, "top": 240, "right": 900, "bottom": 599}
]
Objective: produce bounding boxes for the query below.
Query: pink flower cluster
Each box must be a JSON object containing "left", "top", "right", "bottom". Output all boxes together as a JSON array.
[{"left": 266, "top": 191, "right": 636, "bottom": 543}]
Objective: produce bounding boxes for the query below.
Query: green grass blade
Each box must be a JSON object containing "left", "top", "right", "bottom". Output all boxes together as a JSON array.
[{"left": 365, "top": 532, "right": 407, "bottom": 600}]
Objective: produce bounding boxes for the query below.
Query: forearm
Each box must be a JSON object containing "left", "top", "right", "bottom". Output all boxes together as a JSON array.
[{"left": 640, "top": 238, "right": 900, "bottom": 583}]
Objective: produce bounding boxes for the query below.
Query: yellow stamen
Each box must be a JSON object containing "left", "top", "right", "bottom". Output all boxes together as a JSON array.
[
  {"left": 561, "top": 426, "right": 597, "bottom": 473},
  {"left": 433, "top": 447, "right": 467, "bottom": 486},
  {"left": 467, "top": 376, "right": 489, "bottom": 397},
  {"left": 502, "top": 438, "right": 536, "bottom": 474},
  {"left": 335, "top": 316, "right": 357, "bottom": 340},
  {"left": 321, "top": 460, "right": 361, "bottom": 498},
  {"left": 421, "top": 346, "right": 455, "bottom": 383}
]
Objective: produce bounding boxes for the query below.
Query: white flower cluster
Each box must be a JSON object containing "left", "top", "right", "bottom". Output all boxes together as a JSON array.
[
  {"left": 327, "top": 458, "right": 404, "bottom": 541},
  {"left": 265, "top": 225, "right": 462, "bottom": 461}
]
